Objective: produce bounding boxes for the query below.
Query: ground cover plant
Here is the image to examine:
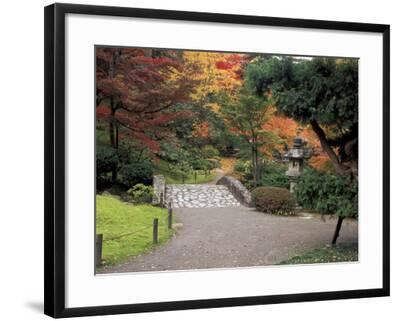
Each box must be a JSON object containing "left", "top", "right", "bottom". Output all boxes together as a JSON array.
[{"left": 279, "top": 243, "right": 358, "bottom": 265}]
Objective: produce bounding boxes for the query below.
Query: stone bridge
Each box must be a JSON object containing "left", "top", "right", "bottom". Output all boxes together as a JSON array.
[{"left": 152, "top": 175, "right": 252, "bottom": 209}]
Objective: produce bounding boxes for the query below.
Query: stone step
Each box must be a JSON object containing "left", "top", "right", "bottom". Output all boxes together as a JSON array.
[{"left": 165, "top": 184, "right": 242, "bottom": 209}]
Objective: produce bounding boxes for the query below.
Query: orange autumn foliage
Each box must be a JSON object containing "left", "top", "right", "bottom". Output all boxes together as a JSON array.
[
  {"left": 192, "top": 121, "right": 210, "bottom": 138},
  {"left": 220, "top": 157, "right": 237, "bottom": 173},
  {"left": 263, "top": 115, "right": 298, "bottom": 142},
  {"left": 262, "top": 113, "right": 330, "bottom": 170}
]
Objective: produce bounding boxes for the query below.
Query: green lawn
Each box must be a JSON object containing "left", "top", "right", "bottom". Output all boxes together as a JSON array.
[
  {"left": 154, "top": 160, "right": 217, "bottom": 184},
  {"left": 96, "top": 195, "right": 174, "bottom": 266},
  {"left": 279, "top": 243, "right": 358, "bottom": 265}
]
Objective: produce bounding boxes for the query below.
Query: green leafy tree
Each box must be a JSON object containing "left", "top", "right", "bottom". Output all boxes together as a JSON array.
[
  {"left": 174, "top": 160, "right": 193, "bottom": 184},
  {"left": 96, "top": 145, "right": 119, "bottom": 176},
  {"left": 220, "top": 88, "right": 273, "bottom": 186},
  {"left": 295, "top": 168, "right": 357, "bottom": 218},
  {"left": 118, "top": 161, "right": 153, "bottom": 187},
  {"left": 295, "top": 168, "right": 357, "bottom": 243}
]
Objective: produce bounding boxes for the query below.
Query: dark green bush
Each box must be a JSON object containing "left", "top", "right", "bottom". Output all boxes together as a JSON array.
[
  {"left": 294, "top": 168, "right": 357, "bottom": 218},
  {"left": 190, "top": 158, "right": 207, "bottom": 171},
  {"left": 259, "top": 161, "right": 290, "bottom": 189},
  {"left": 117, "top": 140, "right": 152, "bottom": 165},
  {"left": 206, "top": 158, "right": 221, "bottom": 170},
  {"left": 252, "top": 186, "right": 296, "bottom": 215},
  {"left": 260, "top": 173, "right": 289, "bottom": 189},
  {"left": 119, "top": 161, "right": 153, "bottom": 187},
  {"left": 234, "top": 159, "right": 254, "bottom": 188},
  {"left": 96, "top": 174, "right": 113, "bottom": 191},
  {"left": 201, "top": 145, "right": 220, "bottom": 158},
  {"left": 189, "top": 157, "right": 219, "bottom": 172},
  {"left": 234, "top": 160, "right": 289, "bottom": 189},
  {"left": 96, "top": 145, "right": 118, "bottom": 175},
  {"left": 127, "top": 184, "right": 154, "bottom": 204}
]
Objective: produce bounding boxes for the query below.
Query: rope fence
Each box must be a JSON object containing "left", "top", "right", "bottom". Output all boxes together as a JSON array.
[
  {"left": 103, "top": 225, "right": 152, "bottom": 242},
  {"left": 96, "top": 202, "right": 174, "bottom": 267}
]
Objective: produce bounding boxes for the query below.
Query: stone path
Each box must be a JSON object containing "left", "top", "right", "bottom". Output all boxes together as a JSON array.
[
  {"left": 98, "top": 207, "right": 358, "bottom": 274},
  {"left": 166, "top": 184, "right": 241, "bottom": 208}
]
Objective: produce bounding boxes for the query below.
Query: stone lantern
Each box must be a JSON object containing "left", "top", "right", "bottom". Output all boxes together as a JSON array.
[{"left": 283, "top": 129, "right": 313, "bottom": 193}]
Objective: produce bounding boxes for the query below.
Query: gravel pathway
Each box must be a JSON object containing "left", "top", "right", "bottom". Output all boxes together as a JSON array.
[{"left": 98, "top": 207, "right": 358, "bottom": 274}]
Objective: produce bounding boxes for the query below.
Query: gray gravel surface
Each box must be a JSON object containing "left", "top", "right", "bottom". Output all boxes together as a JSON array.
[{"left": 98, "top": 207, "right": 358, "bottom": 274}]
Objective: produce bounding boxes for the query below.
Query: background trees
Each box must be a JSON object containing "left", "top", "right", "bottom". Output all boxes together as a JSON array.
[
  {"left": 96, "top": 48, "right": 196, "bottom": 181},
  {"left": 96, "top": 50, "right": 358, "bottom": 184},
  {"left": 220, "top": 88, "right": 274, "bottom": 186},
  {"left": 246, "top": 57, "right": 358, "bottom": 178}
]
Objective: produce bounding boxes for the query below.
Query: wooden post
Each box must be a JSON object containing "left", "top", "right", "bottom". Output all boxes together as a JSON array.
[
  {"left": 153, "top": 218, "right": 158, "bottom": 244},
  {"left": 160, "top": 191, "right": 164, "bottom": 208},
  {"left": 96, "top": 234, "right": 103, "bottom": 267},
  {"left": 164, "top": 184, "right": 167, "bottom": 206},
  {"left": 168, "top": 203, "right": 173, "bottom": 229},
  {"left": 331, "top": 216, "right": 344, "bottom": 245}
]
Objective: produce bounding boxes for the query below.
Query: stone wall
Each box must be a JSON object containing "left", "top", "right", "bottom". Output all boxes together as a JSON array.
[
  {"left": 152, "top": 175, "right": 166, "bottom": 206},
  {"left": 216, "top": 176, "right": 254, "bottom": 207}
]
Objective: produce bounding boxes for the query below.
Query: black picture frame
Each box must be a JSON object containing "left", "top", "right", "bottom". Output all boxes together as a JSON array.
[{"left": 44, "top": 3, "right": 390, "bottom": 318}]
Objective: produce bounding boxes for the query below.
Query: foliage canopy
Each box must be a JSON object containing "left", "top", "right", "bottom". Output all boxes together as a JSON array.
[
  {"left": 246, "top": 57, "right": 358, "bottom": 177},
  {"left": 295, "top": 167, "right": 358, "bottom": 218}
]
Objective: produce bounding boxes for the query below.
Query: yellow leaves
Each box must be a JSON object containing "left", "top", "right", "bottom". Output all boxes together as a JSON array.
[
  {"left": 182, "top": 51, "right": 245, "bottom": 103},
  {"left": 163, "top": 50, "right": 246, "bottom": 107},
  {"left": 220, "top": 157, "right": 237, "bottom": 173},
  {"left": 205, "top": 102, "right": 221, "bottom": 112}
]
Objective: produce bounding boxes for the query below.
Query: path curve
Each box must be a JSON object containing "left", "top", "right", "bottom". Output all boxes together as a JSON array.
[
  {"left": 207, "top": 168, "right": 225, "bottom": 185},
  {"left": 98, "top": 207, "right": 358, "bottom": 274}
]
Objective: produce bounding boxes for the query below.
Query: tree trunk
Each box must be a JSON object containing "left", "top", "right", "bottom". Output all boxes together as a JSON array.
[
  {"left": 109, "top": 107, "right": 117, "bottom": 183},
  {"left": 107, "top": 49, "right": 121, "bottom": 184},
  {"left": 109, "top": 121, "right": 115, "bottom": 146},
  {"left": 344, "top": 137, "right": 358, "bottom": 179},
  {"left": 115, "top": 124, "right": 119, "bottom": 150},
  {"left": 331, "top": 216, "right": 344, "bottom": 244},
  {"left": 250, "top": 133, "right": 259, "bottom": 187},
  {"left": 254, "top": 138, "right": 260, "bottom": 184},
  {"left": 251, "top": 146, "right": 257, "bottom": 187},
  {"left": 310, "top": 120, "right": 355, "bottom": 243},
  {"left": 310, "top": 120, "right": 349, "bottom": 176}
]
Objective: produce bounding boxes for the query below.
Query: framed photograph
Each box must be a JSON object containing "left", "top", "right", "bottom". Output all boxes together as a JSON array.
[{"left": 44, "top": 3, "right": 390, "bottom": 318}]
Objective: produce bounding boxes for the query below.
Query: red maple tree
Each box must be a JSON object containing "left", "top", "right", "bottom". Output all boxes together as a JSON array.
[{"left": 96, "top": 48, "right": 195, "bottom": 178}]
